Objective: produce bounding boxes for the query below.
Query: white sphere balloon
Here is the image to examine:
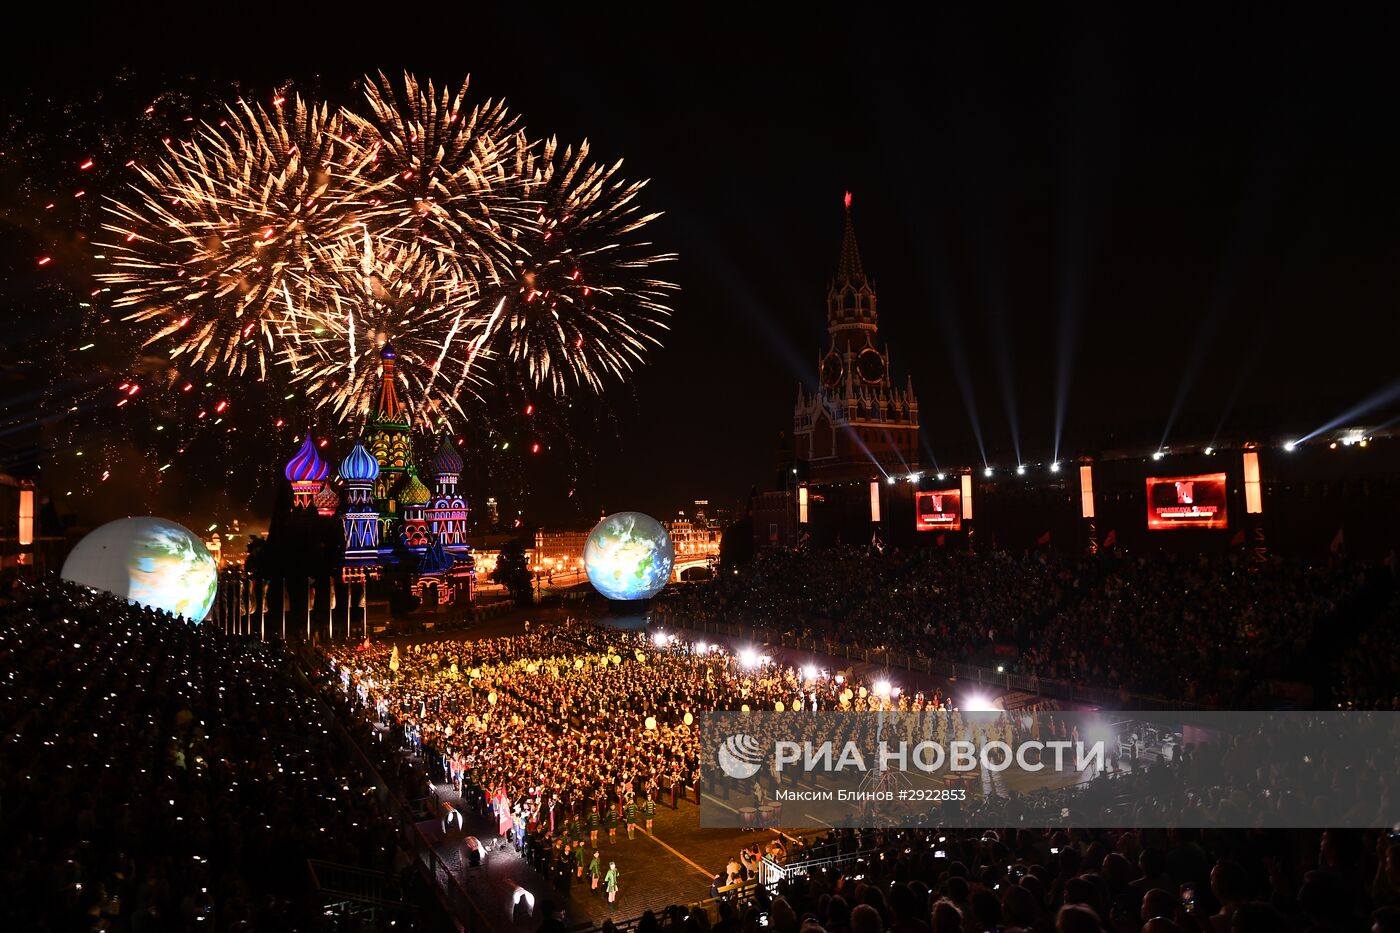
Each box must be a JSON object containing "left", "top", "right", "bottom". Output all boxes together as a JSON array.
[
  {"left": 61, "top": 517, "right": 218, "bottom": 622},
  {"left": 583, "top": 511, "right": 675, "bottom": 601}
]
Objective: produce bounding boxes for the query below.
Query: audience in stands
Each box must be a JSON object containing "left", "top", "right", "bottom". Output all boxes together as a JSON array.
[{"left": 0, "top": 576, "right": 427, "bottom": 932}]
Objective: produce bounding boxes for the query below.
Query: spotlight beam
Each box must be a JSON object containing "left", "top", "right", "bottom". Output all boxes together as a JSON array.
[{"left": 1296, "top": 376, "right": 1400, "bottom": 444}]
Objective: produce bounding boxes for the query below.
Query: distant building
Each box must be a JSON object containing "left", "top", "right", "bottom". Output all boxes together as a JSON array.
[
  {"left": 533, "top": 528, "right": 590, "bottom": 579},
  {"left": 793, "top": 194, "right": 920, "bottom": 484},
  {"left": 665, "top": 513, "right": 721, "bottom": 579},
  {"left": 759, "top": 196, "right": 922, "bottom": 549}
]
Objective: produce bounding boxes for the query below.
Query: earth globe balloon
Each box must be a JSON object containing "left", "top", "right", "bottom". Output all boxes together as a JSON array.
[
  {"left": 61, "top": 517, "right": 218, "bottom": 622},
  {"left": 583, "top": 511, "right": 675, "bottom": 601}
]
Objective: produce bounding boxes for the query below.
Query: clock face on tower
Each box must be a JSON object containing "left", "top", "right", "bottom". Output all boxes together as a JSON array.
[
  {"left": 857, "top": 347, "right": 886, "bottom": 384},
  {"left": 821, "top": 351, "right": 844, "bottom": 388}
]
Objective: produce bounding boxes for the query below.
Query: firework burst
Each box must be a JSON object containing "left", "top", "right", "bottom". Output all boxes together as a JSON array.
[
  {"left": 282, "top": 229, "right": 494, "bottom": 427},
  {"left": 92, "top": 74, "right": 677, "bottom": 436},
  {"left": 483, "top": 136, "right": 677, "bottom": 395},
  {"left": 97, "top": 95, "right": 370, "bottom": 378},
  {"left": 343, "top": 72, "right": 525, "bottom": 284}
]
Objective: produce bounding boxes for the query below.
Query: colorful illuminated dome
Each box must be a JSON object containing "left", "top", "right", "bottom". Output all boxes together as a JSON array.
[
  {"left": 431, "top": 435, "right": 463, "bottom": 476},
  {"left": 397, "top": 472, "right": 432, "bottom": 506},
  {"left": 284, "top": 434, "right": 329, "bottom": 484},
  {"left": 313, "top": 483, "right": 341, "bottom": 516},
  {"left": 339, "top": 443, "right": 381, "bottom": 483}
]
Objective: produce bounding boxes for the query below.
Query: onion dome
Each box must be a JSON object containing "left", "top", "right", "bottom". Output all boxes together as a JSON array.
[
  {"left": 397, "top": 471, "right": 431, "bottom": 506},
  {"left": 313, "top": 483, "right": 341, "bottom": 516},
  {"left": 284, "top": 434, "right": 328, "bottom": 484},
  {"left": 381, "top": 341, "right": 397, "bottom": 360},
  {"left": 432, "top": 435, "right": 463, "bottom": 476},
  {"left": 339, "top": 443, "right": 380, "bottom": 483}
]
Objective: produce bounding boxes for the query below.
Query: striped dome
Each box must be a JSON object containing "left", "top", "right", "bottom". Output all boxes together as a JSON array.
[
  {"left": 431, "top": 435, "right": 463, "bottom": 476},
  {"left": 397, "top": 472, "right": 431, "bottom": 506},
  {"left": 284, "top": 434, "right": 328, "bottom": 483},
  {"left": 313, "top": 483, "right": 341, "bottom": 513},
  {"left": 339, "top": 443, "right": 380, "bottom": 483}
]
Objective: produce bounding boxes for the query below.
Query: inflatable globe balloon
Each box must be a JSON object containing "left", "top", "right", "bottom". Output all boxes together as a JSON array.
[
  {"left": 584, "top": 511, "right": 674, "bottom": 601},
  {"left": 61, "top": 517, "right": 218, "bottom": 622}
]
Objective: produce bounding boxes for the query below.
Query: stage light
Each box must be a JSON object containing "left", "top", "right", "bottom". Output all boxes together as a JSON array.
[
  {"left": 1204, "top": 447, "right": 1213, "bottom": 455},
  {"left": 908, "top": 472, "right": 921, "bottom": 482},
  {"left": 936, "top": 472, "right": 946, "bottom": 481},
  {"left": 962, "top": 693, "right": 997, "bottom": 713},
  {"left": 1152, "top": 451, "right": 1164, "bottom": 461},
  {"left": 996, "top": 665, "right": 1005, "bottom": 673},
  {"left": 1050, "top": 462, "right": 1061, "bottom": 473},
  {"left": 738, "top": 648, "right": 759, "bottom": 669},
  {"left": 1243, "top": 451, "right": 1262, "bottom": 514},
  {"left": 886, "top": 476, "right": 897, "bottom": 485},
  {"left": 695, "top": 642, "right": 708, "bottom": 654},
  {"left": 1330, "top": 442, "right": 1338, "bottom": 449},
  {"left": 803, "top": 664, "right": 818, "bottom": 681},
  {"left": 874, "top": 680, "right": 891, "bottom": 697},
  {"left": 1360, "top": 439, "right": 1369, "bottom": 447},
  {"left": 1283, "top": 440, "right": 1296, "bottom": 451},
  {"left": 652, "top": 631, "right": 669, "bottom": 647},
  {"left": 983, "top": 467, "right": 993, "bottom": 477},
  {"left": 1015, "top": 465, "right": 1026, "bottom": 476}
]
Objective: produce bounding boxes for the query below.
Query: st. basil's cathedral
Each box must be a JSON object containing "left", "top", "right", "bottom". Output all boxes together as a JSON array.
[{"left": 279, "top": 343, "right": 476, "bottom": 607}]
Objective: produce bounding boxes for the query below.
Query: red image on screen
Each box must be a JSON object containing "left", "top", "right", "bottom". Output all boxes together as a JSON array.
[
  {"left": 915, "top": 489, "right": 962, "bottom": 532},
  {"left": 1145, "top": 473, "right": 1229, "bottom": 530}
]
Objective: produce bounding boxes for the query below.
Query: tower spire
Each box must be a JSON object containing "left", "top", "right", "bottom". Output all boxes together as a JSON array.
[
  {"left": 837, "top": 191, "right": 866, "bottom": 286},
  {"left": 376, "top": 342, "right": 405, "bottom": 423}
]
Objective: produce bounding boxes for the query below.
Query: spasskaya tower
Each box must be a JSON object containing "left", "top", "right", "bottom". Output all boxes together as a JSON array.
[{"left": 793, "top": 194, "right": 920, "bottom": 484}]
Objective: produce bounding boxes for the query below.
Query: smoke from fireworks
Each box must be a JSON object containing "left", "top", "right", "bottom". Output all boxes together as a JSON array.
[{"left": 96, "top": 73, "right": 677, "bottom": 433}]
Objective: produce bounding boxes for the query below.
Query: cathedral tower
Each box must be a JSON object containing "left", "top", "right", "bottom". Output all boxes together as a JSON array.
[{"left": 793, "top": 194, "right": 920, "bottom": 483}]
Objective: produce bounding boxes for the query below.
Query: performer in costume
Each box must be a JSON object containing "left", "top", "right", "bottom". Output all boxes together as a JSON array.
[{"left": 605, "top": 861, "right": 620, "bottom": 904}]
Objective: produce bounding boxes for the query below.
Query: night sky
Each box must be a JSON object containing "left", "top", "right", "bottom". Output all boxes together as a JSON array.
[{"left": 2, "top": 8, "right": 1397, "bottom": 531}]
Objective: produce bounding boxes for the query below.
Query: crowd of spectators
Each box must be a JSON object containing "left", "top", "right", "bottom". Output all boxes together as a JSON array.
[
  {"left": 655, "top": 548, "right": 1391, "bottom": 708},
  {"left": 1335, "top": 592, "right": 1400, "bottom": 710},
  {"left": 0, "top": 576, "right": 432, "bottom": 932},
  {"left": 653, "top": 823, "right": 1400, "bottom": 933}
]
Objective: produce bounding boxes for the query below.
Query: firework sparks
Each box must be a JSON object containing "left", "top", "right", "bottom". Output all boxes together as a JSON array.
[
  {"left": 90, "top": 73, "right": 677, "bottom": 436},
  {"left": 96, "top": 95, "right": 370, "bottom": 378},
  {"left": 484, "top": 136, "right": 677, "bottom": 395},
  {"left": 342, "top": 72, "right": 526, "bottom": 284},
  {"left": 282, "top": 230, "right": 493, "bottom": 427}
]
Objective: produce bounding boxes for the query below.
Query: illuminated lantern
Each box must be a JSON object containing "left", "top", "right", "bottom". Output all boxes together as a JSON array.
[
  {"left": 683, "top": 712, "right": 693, "bottom": 726},
  {"left": 644, "top": 716, "right": 657, "bottom": 731},
  {"left": 775, "top": 701, "right": 785, "bottom": 712},
  {"left": 575, "top": 659, "right": 584, "bottom": 670},
  {"left": 741, "top": 704, "right": 750, "bottom": 713},
  {"left": 487, "top": 691, "right": 498, "bottom": 706},
  {"left": 858, "top": 686, "right": 868, "bottom": 699}
]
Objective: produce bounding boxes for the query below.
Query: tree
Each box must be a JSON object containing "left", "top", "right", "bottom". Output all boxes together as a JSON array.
[{"left": 492, "top": 537, "right": 534, "bottom": 605}]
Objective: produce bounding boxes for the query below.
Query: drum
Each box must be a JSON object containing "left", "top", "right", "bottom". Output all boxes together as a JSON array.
[
  {"left": 758, "top": 804, "right": 777, "bottom": 827},
  {"left": 740, "top": 806, "right": 757, "bottom": 830}
]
